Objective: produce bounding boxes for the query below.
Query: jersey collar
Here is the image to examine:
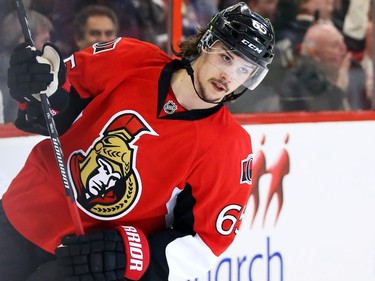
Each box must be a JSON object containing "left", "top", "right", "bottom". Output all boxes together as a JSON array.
[{"left": 157, "top": 59, "right": 223, "bottom": 120}]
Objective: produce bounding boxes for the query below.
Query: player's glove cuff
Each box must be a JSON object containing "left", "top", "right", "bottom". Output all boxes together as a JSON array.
[
  {"left": 115, "top": 226, "right": 150, "bottom": 280},
  {"left": 14, "top": 86, "right": 70, "bottom": 135},
  {"left": 55, "top": 227, "right": 150, "bottom": 281}
]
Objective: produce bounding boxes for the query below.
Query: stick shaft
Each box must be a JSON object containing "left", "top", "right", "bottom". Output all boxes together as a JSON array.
[
  {"left": 14, "top": 0, "right": 33, "bottom": 45},
  {"left": 14, "top": 0, "right": 84, "bottom": 235}
]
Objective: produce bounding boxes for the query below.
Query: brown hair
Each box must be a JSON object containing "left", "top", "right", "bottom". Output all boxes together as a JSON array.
[
  {"left": 73, "top": 5, "right": 119, "bottom": 40},
  {"left": 172, "top": 28, "right": 207, "bottom": 59}
]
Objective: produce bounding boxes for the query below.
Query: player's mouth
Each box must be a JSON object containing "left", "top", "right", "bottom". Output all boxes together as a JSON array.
[{"left": 211, "top": 80, "right": 228, "bottom": 92}]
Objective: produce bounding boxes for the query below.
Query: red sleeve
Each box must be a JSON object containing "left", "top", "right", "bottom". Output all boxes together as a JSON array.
[
  {"left": 64, "top": 37, "right": 169, "bottom": 99},
  {"left": 189, "top": 120, "right": 253, "bottom": 256}
]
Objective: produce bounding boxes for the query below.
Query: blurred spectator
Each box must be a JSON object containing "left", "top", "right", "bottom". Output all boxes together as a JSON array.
[
  {"left": 316, "top": 0, "right": 335, "bottom": 24},
  {"left": 333, "top": 0, "right": 372, "bottom": 109},
  {"left": 247, "top": 0, "right": 279, "bottom": 22},
  {"left": 190, "top": 0, "right": 218, "bottom": 26},
  {"left": 73, "top": 4, "right": 119, "bottom": 51},
  {"left": 2, "top": 9, "right": 52, "bottom": 50},
  {"left": 276, "top": 0, "right": 335, "bottom": 68},
  {"left": 218, "top": 0, "right": 240, "bottom": 10},
  {"left": 30, "top": 0, "right": 166, "bottom": 55},
  {"left": 341, "top": 0, "right": 371, "bottom": 61},
  {"left": 360, "top": 20, "right": 373, "bottom": 107},
  {"left": 182, "top": 0, "right": 218, "bottom": 37},
  {"left": 30, "top": 0, "right": 76, "bottom": 58},
  {"left": 0, "top": 0, "right": 17, "bottom": 26},
  {"left": 98, "top": 0, "right": 166, "bottom": 47},
  {"left": 182, "top": 0, "right": 202, "bottom": 37},
  {"left": 273, "top": 0, "right": 298, "bottom": 37},
  {"left": 279, "top": 23, "right": 368, "bottom": 111},
  {"left": 0, "top": 9, "right": 53, "bottom": 123}
]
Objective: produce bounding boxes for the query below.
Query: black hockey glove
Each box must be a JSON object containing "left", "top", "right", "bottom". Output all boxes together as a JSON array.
[
  {"left": 7, "top": 42, "right": 70, "bottom": 134},
  {"left": 55, "top": 227, "right": 150, "bottom": 281},
  {"left": 8, "top": 42, "right": 69, "bottom": 110}
]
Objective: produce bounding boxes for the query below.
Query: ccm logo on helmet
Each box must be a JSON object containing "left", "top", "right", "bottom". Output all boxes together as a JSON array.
[{"left": 241, "top": 39, "right": 263, "bottom": 54}]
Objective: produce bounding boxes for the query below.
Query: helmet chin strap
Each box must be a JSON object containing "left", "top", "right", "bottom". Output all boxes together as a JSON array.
[{"left": 181, "top": 58, "right": 223, "bottom": 105}]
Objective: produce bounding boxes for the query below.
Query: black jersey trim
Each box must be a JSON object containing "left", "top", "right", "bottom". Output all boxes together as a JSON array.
[
  {"left": 140, "top": 183, "right": 196, "bottom": 281},
  {"left": 172, "top": 183, "right": 196, "bottom": 235}
]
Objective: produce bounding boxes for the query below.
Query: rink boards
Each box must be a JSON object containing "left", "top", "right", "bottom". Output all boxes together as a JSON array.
[{"left": 0, "top": 118, "right": 375, "bottom": 281}]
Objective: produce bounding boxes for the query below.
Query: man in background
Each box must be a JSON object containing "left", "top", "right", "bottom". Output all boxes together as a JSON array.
[
  {"left": 0, "top": 9, "right": 53, "bottom": 123},
  {"left": 73, "top": 4, "right": 119, "bottom": 51},
  {"left": 279, "top": 23, "right": 367, "bottom": 111}
]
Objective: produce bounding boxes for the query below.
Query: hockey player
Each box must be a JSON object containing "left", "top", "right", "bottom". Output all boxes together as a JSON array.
[{"left": 1, "top": 2, "right": 274, "bottom": 281}]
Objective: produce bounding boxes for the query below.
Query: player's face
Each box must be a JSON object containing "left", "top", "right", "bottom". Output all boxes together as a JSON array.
[
  {"left": 77, "top": 15, "right": 117, "bottom": 50},
  {"left": 194, "top": 41, "right": 257, "bottom": 103}
]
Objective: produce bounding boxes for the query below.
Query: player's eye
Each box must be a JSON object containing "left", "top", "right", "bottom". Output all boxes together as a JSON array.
[
  {"left": 222, "top": 54, "right": 232, "bottom": 63},
  {"left": 238, "top": 66, "right": 249, "bottom": 74}
]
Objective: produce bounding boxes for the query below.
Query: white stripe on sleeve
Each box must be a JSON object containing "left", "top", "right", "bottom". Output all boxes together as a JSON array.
[{"left": 166, "top": 234, "right": 218, "bottom": 281}]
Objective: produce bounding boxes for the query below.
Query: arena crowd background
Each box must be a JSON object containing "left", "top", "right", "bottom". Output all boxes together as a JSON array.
[
  {"left": 0, "top": 0, "right": 375, "bottom": 121},
  {"left": 0, "top": 1, "right": 375, "bottom": 280}
]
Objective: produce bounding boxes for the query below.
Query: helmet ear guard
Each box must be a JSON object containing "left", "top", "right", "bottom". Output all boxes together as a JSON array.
[{"left": 200, "top": 29, "right": 219, "bottom": 50}]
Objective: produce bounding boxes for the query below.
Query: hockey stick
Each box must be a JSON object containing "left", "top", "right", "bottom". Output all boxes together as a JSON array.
[{"left": 14, "top": 0, "right": 84, "bottom": 235}]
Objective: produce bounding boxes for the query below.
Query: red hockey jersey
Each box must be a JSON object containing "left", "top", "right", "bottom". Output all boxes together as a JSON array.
[{"left": 3, "top": 38, "right": 253, "bottom": 280}]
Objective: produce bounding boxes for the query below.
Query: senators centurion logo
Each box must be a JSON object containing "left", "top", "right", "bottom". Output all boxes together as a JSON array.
[{"left": 68, "top": 110, "right": 157, "bottom": 220}]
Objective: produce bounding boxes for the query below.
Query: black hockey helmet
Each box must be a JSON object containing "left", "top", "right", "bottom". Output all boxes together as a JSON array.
[{"left": 200, "top": 2, "right": 275, "bottom": 91}]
